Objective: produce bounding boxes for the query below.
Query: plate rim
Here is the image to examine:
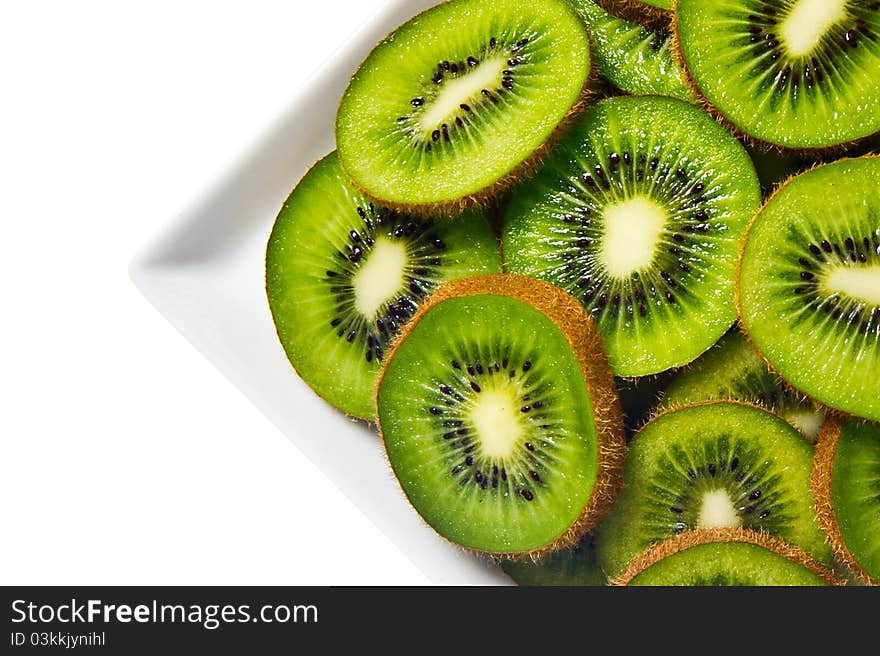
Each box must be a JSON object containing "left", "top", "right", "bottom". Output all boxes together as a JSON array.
[{"left": 128, "top": 0, "right": 510, "bottom": 586}]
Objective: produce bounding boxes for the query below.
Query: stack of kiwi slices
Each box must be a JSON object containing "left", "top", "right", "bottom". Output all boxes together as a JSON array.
[{"left": 265, "top": 0, "right": 879, "bottom": 586}]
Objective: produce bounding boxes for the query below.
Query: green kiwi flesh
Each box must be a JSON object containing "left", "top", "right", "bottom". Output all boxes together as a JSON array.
[
  {"left": 503, "top": 96, "right": 761, "bottom": 376},
  {"left": 265, "top": 152, "right": 500, "bottom": 420},
  {"left": 622, "top": 534, "right": 829, "bottom": 586},
  {"left": 335, "top": 0, "right": 591, "bottom": 210},
  {"left": 500, "top": 533, "right": 606, "bottom": 586},
  {"left": 738, "top": 156, "right": 880, "bottom": 422},
  {"left": 573, "top": 0, "right": 694, "bottom": 102},
  {"left": 376, "top": 277, "right": 622, "bottom": 555},
  {"left": 596, "top": 401, "right": 830, "bottom": 577},
  {"left": 676, "top": 0, "right": 880, "bottom": 149},
  {"left": 815, "top": 419, "right": 880, "bottom": 584},
  {"left": 661, "top": 331, "right": 825, "bottom": 441}
]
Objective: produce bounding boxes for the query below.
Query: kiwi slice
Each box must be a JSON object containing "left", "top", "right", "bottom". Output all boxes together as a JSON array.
[
  {"left": 573, "top": 0, "right": 694, "bottom": 102},
  {"left": 737, "top": 156, "right": 880, "bottom": 422},
  {"left": 595, "top": 401, "right": 831, "bottom": 578},
  {"left": 660, "top": 331, "right": 826, "bottom": 441},
  {"left": 502, "top": 96, "right": 761, "bottom": 376},
  {"left": 500, "top": 533, "right": 606, "bottom": 586},
  {"left": 265, "top": 152, "right": 500, "bottom": 420},
  {"left": 614, "top": 528, "right": 836, "bottom": 586},
  {"left": 335, "top": 0, "right": 591, "bottom": 211},
  {"left": 675, "top": 0, "right": 880, "bottom": 149},
  {"left": 376, "top": 275, "right": 625, "bottom": 556},
  {"left": 813, "top": 418, "right": 880, "bottom": 585}
]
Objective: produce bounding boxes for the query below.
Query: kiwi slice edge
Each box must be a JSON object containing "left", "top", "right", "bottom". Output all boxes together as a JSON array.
[
  {"left": 573, "top": 0, "right": 694, "bottom": 102},
  {"left": 375, "top": 274, "right": 626, "bottom": 559},
  {"left": 612, "top": 527, "right": 841, "bottom": 586},
  {"left": 593, "top": 0, "right": 672, "bottom": 30},
  {"left": 812, "top": 417, "right": 880, "bottom": 586}
]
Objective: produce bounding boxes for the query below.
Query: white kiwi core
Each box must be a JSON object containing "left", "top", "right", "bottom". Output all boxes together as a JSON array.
[
  {"left": 468, "top": 387, "right": 524, "bottom": 459},
  {"left": 821, "top": 264, "right": 880, "bottom": 307},
  {"left": 600, "top": 195, "right": 668, "bottom": 278},
  {"left": 697, "top": 489, "right": 742, "bottom": 529},
  {"left": 780, "top": 0, "right": 848, "bottom": 57},
  {"left": 353, "top": 237, "right": 408, "bottom": 319},
  {"left": 417, "top": 57, "right": 508, "bottom": 134},
  {"left": 778, "top": 407, "right": 825, "bottom": 442}
]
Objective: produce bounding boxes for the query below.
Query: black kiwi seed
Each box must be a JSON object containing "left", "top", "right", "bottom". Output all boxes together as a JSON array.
[
  {"left": 732, "top": 2, "right": 878, "bottom": 99},
  {"left": 393, "top": 33, "right": 537, "bottom": 151},
  {"left": 322, "top": 201, "right": 473, "bottom": 367},
  {"left": 418, "top": 348, "right": 569, "bottom": 503}
]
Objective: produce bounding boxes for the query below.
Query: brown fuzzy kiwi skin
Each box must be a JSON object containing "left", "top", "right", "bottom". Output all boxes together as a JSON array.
[
  {"left": 374, "top": 274, "right": 627, "bottom": 562},
  {"left": 611, "top": 527, "right": 842, "bottom": 586},
  {"left": 593, "top": 0, "right": 671, "bottom": 31},
  {"left": 639, "top": 397, "right": 797, "bottom": 431},
  {"left": 811, "top": 418, "right": 878, "bottom": 586},
  {"left": 335, "top": 8, "right": 600, "bottom": 218},
  {"left": 669, "top": 1, "right": 880, "bottom": 156},
  {"left": 733, "top": 155, "right": 880, "bottom": 423}
]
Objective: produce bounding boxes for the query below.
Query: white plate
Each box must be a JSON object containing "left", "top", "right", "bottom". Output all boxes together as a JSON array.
[{"left": 130, "top": 0, "right": 507, "bottom": 585}]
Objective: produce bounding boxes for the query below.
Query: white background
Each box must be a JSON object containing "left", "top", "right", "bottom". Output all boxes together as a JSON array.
[{"left": 0, "top": 1, "right": 428, "bottom": 585}]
